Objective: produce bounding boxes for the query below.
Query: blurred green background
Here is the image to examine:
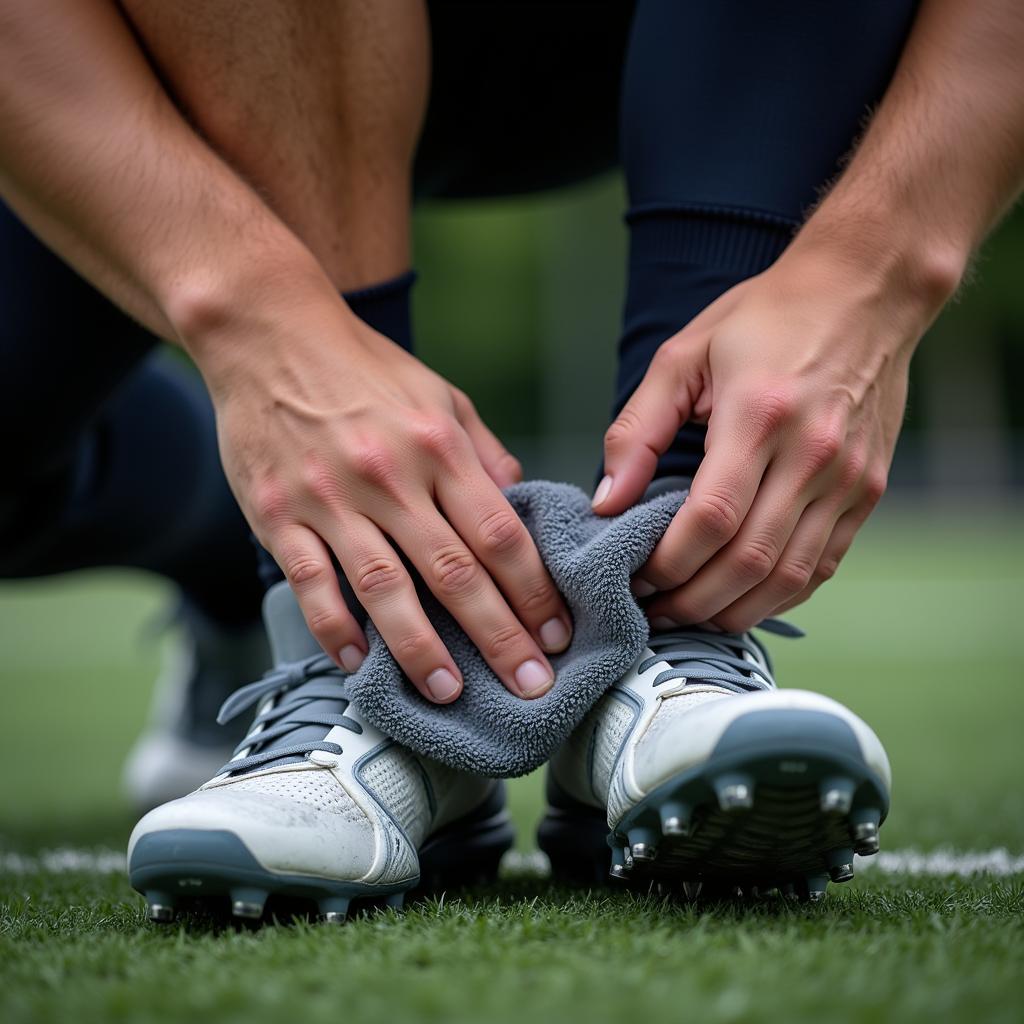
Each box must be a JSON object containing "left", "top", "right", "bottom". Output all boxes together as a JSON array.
[{"left": 1, "top": 172, "right": 1023, "bottom": 852}]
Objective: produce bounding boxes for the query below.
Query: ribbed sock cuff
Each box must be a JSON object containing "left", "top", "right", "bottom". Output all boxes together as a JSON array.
[
  {"left": 342, "top": 269, "right": 417, "bottom": 353},
  {"left": 626, "top": 205, "right": 796, "bottom": 277}
]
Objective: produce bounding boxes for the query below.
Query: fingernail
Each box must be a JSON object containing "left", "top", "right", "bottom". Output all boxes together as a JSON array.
[
  {"left": 425, "top": 667, "right": 461, "bottom": 702},
  {"left": 339, "top": 644, "right": 365, "bottom": 672},
  {"left": 515, "top": 658, "right": 554, "bottom": 698},
  {"left": 539, "top": 617, "right": 571, "bottom": 653},
  {"left": 650, "top": 616, "right": 680, "bottom": 632},
  {"left": 592, "top": 475, "right": 613, "bottom": 508},
  {"left": 631, "top": 577, "right": 657, "bottom": 598}
]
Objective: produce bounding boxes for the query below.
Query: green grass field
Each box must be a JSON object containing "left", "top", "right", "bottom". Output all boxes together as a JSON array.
[{"left": 2, "top": 505, "right": 1022, "bottom": 1024}]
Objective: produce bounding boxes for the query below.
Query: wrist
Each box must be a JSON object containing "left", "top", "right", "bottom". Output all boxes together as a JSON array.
[
  {"left": 788, "top": 193, "right": 968, "bottom": 331},
  {"left": 163, "top": 243, "right": 360, "bottom": 385}
]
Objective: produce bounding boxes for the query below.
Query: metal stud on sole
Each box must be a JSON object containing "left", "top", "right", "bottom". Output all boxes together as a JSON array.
[
  {"left": 659, "top": 801, "right": 690, "bottom": 837},
  {"left": 628, "top": 827, "right": 659, "bottom": 862},
  {"left": 147, "top": 902, "right": 175, "bottom": 924},
  {"left": 230, "top": 888, "right": 267, "bottom": 920},
  {"left": 713, "top": 773, "right": 754, "bottom": 812},
  {"left": 819, "top": 776, "right": 856, "bottom": 816},
  {"left": 852, "top": 820, "right": 880, "bottom": 856},
  {"left": 319, "top": 896, "right": 351, "bottom": 923},
  {"left": 825, "top": 846, "right": 856, "bottom": 884}
]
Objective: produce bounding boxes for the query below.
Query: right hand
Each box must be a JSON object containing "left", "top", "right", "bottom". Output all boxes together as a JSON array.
[{"left": 195, "top": 293, "right": 572, "bottom": 704}]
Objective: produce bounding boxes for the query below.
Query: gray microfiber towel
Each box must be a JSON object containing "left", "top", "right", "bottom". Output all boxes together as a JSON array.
[{"left": 346, "top": 478, "right": 688, "bottom": 777}]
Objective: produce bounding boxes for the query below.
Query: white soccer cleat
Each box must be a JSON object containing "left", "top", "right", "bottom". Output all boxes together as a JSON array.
[
  {"left": 128, "top": 582, "right": 513, "bottom": 924},
  {"left": 539, "top": 624, "right": 891, "bottom": 900}
]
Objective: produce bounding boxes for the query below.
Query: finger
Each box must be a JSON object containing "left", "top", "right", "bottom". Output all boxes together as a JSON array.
[
  {"left": 709, "top": 498, "right": 841, "bottom": 633},
  {"left": 645, "top": 457, "right": 809, "bottom": 627},
  {"left": 639, "top": 397, "right": 775, "bottom": 592},
  {"left": 268, "top": 526, "right": 367, "bottom": 671},
  {"left": 330, "top": 515, "right": 465, "bottom": 704},
  {"left": 595, "top": 339, "right": 695, "bottom": 516},
  {"left": 772, "top": 504, "right": 870, "bottom": 615},
  {"left": 435, "top": 468, "right": 573, "bottom": 654},
  {"left": 389, "top": 505, "right": 556, "bottom": 700},
  {"left": 451, "top": 388, "right": 523, "bottom": 488}
]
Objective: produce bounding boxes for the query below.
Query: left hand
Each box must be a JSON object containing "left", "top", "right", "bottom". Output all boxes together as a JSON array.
[{"left": 592, "top": 244, "right": 937, "bottom": 632}]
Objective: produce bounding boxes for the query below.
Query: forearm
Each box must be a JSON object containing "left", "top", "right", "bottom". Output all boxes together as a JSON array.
[
  {"left": 0, "top": 0, "right": 334, "bottom": 354},
  {"left": 792, "top": 0, "right": 1024, "bottom": 317}
]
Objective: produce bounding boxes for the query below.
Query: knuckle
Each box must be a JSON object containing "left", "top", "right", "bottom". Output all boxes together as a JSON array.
[
  {"left": 482, "top": 623, "right": 527, "bottom": 662},
  {"left": 429, "top": 544, "right": 479, "bottom": 596},
  {"left": 604, "top": 407, "right": 643, "bottom": 451},
  {"left": 349, "top": 443, "right": 399, "bottom": 490},
  {"left": 732, "top": 539, "right": 777, "bottom": 581},
  {"left": 300, "top": 459, "right": 344, "bottom": 506},
  {"left": 814, "top": 557, "right": 841, "bottom": 584},
  {"left": 282, "top": 553, "right": 328, "bottom": 590},
  {"left": 353, "top": 557, "right": 404, "bottom": 599},
  {"left": 747, "top": 389, "right": 795, "bottom": 437},
  {"left": 306, "top": 607, "right": 345, "bottom": 637},
  {"left": 863, "top": 469, "right": 888, "bottom": 506},
  {"left": 516, "top": 577, "right": 557, "bottom": 616},
  {"left": 692, "top": 492, "right": 741, "bottom": 544},
  {"left": 801, "top": 427, "right": 844, "bottom": 474},
  {"left": 477, "top": 508, "right": 526, "bottom": 557},
  {"left": 496, "top": 452, "right": 523, "bottom": 483},
  {"left": 393, "top": 631, "right": 433, "bottom": 661},
  {"left": 837, "top": 448, "right": 868, "bottom": 491},
  {"left": 775, "top": 557, "right": 815, "bottom": 593},
  {"left": 252, "top": 482, "right": 289, "bottom": 527},
  {"left": 413, "top": 415, "right": 462, "bottom": 460}
]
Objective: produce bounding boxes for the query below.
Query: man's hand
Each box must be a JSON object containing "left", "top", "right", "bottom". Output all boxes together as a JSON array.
[
  {"left": 196, "top": 291, "right": 572, "bottom": 704},
  {"left": 592, "top": 0, "right": 1024, "bottom": 630},
  {"left": 592, "top": 241, "right": 938, "bottom": 632}
]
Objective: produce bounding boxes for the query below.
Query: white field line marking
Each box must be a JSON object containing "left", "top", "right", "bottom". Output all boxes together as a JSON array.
[
  {"left": 501, "top": 848, "right": 1024, "bottom": 879},
  {"left": 2, "top": 846, "right": 1022, "bottom": 879}
]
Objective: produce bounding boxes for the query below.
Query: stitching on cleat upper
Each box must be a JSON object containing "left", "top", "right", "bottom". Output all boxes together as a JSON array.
[
  {"left": 215, "top": 653, "right": 363, "bottom": 776},
  {"left": 641, "top": 619, "right": 799, "bottom": 695}
]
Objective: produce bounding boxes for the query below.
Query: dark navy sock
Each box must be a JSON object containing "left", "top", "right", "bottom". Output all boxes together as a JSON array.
[
  {"left": 613, "top": 212, "right": 793, "bottom": 481},
  {"left": 254, "top": 270, "right": 418, "bottom": 589}
]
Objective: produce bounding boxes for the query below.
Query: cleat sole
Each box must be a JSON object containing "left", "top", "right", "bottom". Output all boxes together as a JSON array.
[
  {"left": 130, "top": 829, "right": 411, "bottom": 925},
  {"left": 539, "top": 707, "right": 889, "bottom": 898}
]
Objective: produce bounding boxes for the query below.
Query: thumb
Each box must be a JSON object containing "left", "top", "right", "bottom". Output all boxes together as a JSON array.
[{"left": 593, "top": 339, "right": 698, "bottom": 515}]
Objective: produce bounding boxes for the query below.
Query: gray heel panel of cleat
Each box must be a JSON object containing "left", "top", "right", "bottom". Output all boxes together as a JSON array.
[
  {"left": 417, "top": 783, "right": 516, "bottom": 891},
  {"left": 709, "top": 709, "right": 864, "bottom": 774},
  {"left": 130, "top": 828, "right": 413, "bottom": 908}
]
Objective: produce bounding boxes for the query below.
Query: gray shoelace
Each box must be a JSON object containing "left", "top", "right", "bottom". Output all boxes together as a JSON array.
[
  {"left": 214, "top": 653, "right": 362, "bottom": 777},
  {"left": 641, "top": 618, "right": 802, "bottom": 694}
]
